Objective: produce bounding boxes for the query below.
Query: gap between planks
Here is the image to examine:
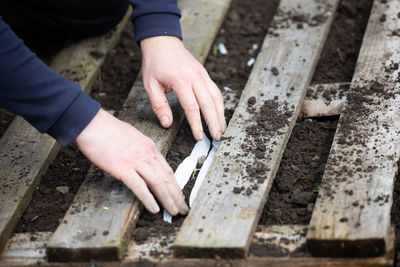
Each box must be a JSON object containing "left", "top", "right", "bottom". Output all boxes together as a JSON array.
[
  {"left": 174, "top": 0, "right": 340, "bottom": 258},
  {"left": 0, "top": 9, "right": 131, "bottom": 254},
  {"left": 307, "top": 0, "right": 400, "bottom": 257},
  {"left": 45, "top": 0, "right": 232, "bottom": 262}
]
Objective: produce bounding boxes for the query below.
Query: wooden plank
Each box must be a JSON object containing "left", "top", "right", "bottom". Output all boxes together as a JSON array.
[
  {"left": 0, "top": 10, "right": 131, "bottom": 254},
  {"left": 174, "top": 0, "right": 339, "bottom": 258},
  {"left": 0, "top": 226, "right": 393, "bottom": 266},
  {"left": 300, "top": 82, "right": 349, "bottom": 117},
  {"left": 46, "top": 0, "right": 232, "bottom": 262},
  {"left": 307, "top": 0, "right": 400, "bottom": 257}
]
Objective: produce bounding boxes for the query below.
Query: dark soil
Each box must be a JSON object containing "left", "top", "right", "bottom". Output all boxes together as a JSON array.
[
  {"left": 311, "top": 0, "right": 373, "bottom": 83},
  {"left": 391, "top": 167, "right": 400, "bottom": 266},
  {"left": 14, "top": 23, "right": 141, "bottom": 232},
  {"left": 0, "top": 108, "right": 14, "bottom": 138},
  {"left": 259, "top": 117, "right": 338, "bottom": 226}
]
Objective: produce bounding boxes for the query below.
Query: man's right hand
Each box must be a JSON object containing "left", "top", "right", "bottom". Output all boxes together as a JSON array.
[{"left": 75, "top": 109, "right": 189, "bottom": 215}]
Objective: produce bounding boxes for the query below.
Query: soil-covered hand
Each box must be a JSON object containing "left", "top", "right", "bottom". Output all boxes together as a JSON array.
[
  {"left": 140, "top": 36, "right": 226, "bottom": 141},
  {"left": 75, "top": 109, "right": 189, "bottom": 215}
]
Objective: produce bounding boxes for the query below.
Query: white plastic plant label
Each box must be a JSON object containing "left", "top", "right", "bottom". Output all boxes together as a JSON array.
[
  {"left": 163, "top": 135, "right": 211, "bottom": 223},
  {"left": 189, "top": 140, "right": 221, "bottom": 207}
]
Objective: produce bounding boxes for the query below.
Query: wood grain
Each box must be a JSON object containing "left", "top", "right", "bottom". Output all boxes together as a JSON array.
[
  {"left": 46, "top": 0, "right": 232, "bottom": 262},
  {"left": 307, "top": 0, "right": 400, "bottom": 257},
  {"left": 0, "top": 10, "right": 131, "bottom": 254},
  {"left": 174, "top": 0, "right": 339, "bottom": 258}
]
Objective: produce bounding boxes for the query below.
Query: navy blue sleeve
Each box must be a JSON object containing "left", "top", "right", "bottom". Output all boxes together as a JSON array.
[
  {"left": 129, "top": 0, "right": 182, "bottom": 43},
  {"left": 0, "top": 17, "right": 101, "bottom": 147}
]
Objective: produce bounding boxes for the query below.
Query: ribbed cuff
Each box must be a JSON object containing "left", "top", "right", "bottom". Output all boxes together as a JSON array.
[
  {"left": 47, "top": 91, "right": 101, "bottom": 147},
  {"left": 133, "top": 13, "right": 182, "bottom": 43}
]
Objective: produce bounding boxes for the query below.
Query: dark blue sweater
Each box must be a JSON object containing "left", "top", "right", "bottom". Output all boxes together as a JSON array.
[{"left": 0, "top": 0, "right": 182, "bottom": 146}]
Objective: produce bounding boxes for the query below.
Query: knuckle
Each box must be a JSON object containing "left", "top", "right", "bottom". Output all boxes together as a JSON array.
[
  {"left": 151, "top": 100, "right": 168, "bottom": 114},
  {"left": 184, "top": 103, "right": 199, "bottom": 113},
  {"left": 200, "top": 101, "right": 213, "bottom": 110}
]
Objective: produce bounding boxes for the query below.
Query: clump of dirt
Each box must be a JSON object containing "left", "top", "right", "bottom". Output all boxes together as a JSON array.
[
  {"left": 234, "top": 98, "right": 292, "bottom": 195},
  {"left": 259, "top": 117, "right": 338, "bottom": 226},
  {"left": 312, "top": 0, "right": 374, "bottom": 83},
  {"left": 306, "top": 83, "right": 349, "bottom": 106},
  {"left": 14, "top": 23, "right": 141, "bottom": 232}
]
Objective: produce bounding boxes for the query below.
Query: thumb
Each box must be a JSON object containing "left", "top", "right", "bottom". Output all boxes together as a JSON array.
[{"left": 146, "top": 80, "right": 174, "bottom": 128}]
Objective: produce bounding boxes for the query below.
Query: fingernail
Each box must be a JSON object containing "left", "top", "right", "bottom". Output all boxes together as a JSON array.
[
  {"left": 215, "top": 131, "right": 222, "bottom": 141},
  {"left": 197, "top": 131, "right": 204, "bottom": 140},
  {"left": 180, "top": 203, "right": 190, "bottom": 215},
  {"left": 161, "top": 115, "right": 170, "bottom": 126},
  {"left": 171, "top": 205, "right": 179, "bottom": 215},
  {"left": 222, "top": 121, "right": 227, "bottom": 132}
]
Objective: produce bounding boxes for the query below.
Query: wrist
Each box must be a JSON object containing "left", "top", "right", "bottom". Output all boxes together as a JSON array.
[{"left": 140, "top": 36, "right": 183, "bottom": 55}]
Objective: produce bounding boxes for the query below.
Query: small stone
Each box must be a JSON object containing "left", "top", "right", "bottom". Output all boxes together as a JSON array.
[{"left": 55, "top": 186, "right": 69, "bottom": 195}]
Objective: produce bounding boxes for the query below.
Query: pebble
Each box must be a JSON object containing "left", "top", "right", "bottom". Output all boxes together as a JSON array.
[{"left": 55, "top": 186, "right": 69, "bottom": 195}]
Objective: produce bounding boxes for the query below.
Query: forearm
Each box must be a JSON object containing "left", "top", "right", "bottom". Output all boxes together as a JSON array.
[{"left": 0, "top": 17, "right": 100, "bottom": 146}]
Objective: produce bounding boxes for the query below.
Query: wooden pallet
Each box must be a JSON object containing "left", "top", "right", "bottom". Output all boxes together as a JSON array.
[{"left": 0, "top": 0, "right": 398, "bottom": 265}]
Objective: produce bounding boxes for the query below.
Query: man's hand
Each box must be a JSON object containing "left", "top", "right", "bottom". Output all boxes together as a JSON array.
[
  {"left": 75, "top": 109, "right": 189, "bottom": 215},
  {"left": 140, "top": 36, "right": 226, "bottom": 141}
]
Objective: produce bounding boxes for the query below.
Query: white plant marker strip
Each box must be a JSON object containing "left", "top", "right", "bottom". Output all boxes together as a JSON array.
[
  {"left": 223, "top": 86, "right": 232, "bottom": 92},
  {"left": 189, "top": 140, "right": 221, "bottom": 207},
  {"left": 163, "top": 135, "right": 211, "bottom": 223},
  {"left": 247, "top": 58, "right": 255, "bottom": 67},
  {"left": 218, "top": 43, "right": 227, "bottom": 55}
]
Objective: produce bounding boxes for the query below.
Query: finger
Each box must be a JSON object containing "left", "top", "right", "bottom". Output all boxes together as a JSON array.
[
  {"left": 205, "top": 78, "right": 226, "bottom": 132},
  {"left": 145, "top": 79, "right": 173, "bottom": 128},
  {"left": 136, "top": 162, "right": 180, "bottom": 216},
  {"left": 173, "top": 81, "right": 204, "bottom": 141},
  {"left": 122, "top": 170, "right": 160, "bottom": 214},
  {"left": 192, "top": 79, "right": 223, "bottom": 141},
  {"left": 154, "top": 151, "right": 189, "bottom": 215}
]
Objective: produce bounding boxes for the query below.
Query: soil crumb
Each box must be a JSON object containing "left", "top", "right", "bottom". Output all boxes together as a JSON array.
[{"left": 259, "top": 117, "right": 338, "bottom": 226}]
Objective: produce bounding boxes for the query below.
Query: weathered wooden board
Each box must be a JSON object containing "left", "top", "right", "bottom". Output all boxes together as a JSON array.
[
  {"left": 300, "top": 82, "right": 349, "bottom": 117},
  {"left": 174, "top": 0, "right": 339, "bottom": 258},
  {"left": 46, "top": 0, "right": 232, "bottom": 262},
  {"left": 0, "top": 226, "right": 394, "bottom": 266},
  {"left": 0, "top": 10, "right": 131, "bottom": 254},
  {"left": 307, "top": 0, "right": 400, "bottom": 257}
]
